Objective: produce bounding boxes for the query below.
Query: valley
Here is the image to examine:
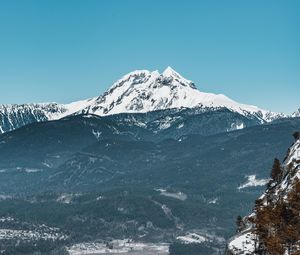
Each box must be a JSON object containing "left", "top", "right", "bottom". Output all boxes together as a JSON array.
[{"left": 0, "top": 69, "right": 299, "bottom": 254}]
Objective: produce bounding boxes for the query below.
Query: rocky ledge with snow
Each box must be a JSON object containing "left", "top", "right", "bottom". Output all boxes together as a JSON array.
[{"left": 227, "top": 133, "right": 300, "bottom": 255}]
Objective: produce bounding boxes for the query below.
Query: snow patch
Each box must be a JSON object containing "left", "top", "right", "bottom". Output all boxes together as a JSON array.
[
  {"left": 208, "top": 197, "right": 219, "bottom": 204},
  {"left": 56, "top": 193, "right": 81, "bottom": 204},
  {"left": 228, "top": 231, "right": 256, "bottom": 255},
  {"left": 238, "top": 175, "right": 269, "bottom": 190},
  {"left": 155, "top": 188, "right": 187, "bottom": 201},
  {"left": 67, "top": 240, "right": 169, "bottom": 255},
  {"left": 92, "top": 129, "right": 102, "bottom": 140},
  {"left": 176, "top": 233, "right": 207, "bottom": 244}
]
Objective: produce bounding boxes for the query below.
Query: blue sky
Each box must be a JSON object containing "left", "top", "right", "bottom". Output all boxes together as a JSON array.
[{"left": 0, "top": 0, "right": 299, "bottom": 113}]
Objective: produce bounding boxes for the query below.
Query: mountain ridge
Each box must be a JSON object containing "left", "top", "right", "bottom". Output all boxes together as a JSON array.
[
  {"left": 292, "top": 107, "right": 300, "bottom": 117},
  {"left": 0, "top": 67, "right": 286, "bottom": 133}
]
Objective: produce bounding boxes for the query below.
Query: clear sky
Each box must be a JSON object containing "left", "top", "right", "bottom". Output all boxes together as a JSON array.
[{"left": 0, "top": 0, "right": 299, "bottom": 114}]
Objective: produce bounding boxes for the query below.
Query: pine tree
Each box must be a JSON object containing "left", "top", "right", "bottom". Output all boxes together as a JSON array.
[
  {"left": 283, "top": 182, "right": 300, "bottom": 254},
  {"left": 270, "top": 158, "right": 282, "bottom": 182},
  {"left": 236, "top": 215, "right": 244, "bottom": 233},
  {"left": 292, "top": 131, "right": 300, "bottom": 141}
]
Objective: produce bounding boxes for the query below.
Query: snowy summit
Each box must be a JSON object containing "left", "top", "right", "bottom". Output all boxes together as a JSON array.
[
  {"left": 76, "top": 67, "right": 282, "bottom": 121},
  {"left": 0, "top": 67, "right": 284, "bottom": 133}
]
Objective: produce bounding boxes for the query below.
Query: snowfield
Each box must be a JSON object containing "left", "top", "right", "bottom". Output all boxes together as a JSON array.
[
  {"left": 67, "top": 240, "right": 169, "bottom": 255},
  {"left": 176, "top": 233, "right": 208, "bottom": 244},
  {"left": 228, "top": 231, "right": 256, "bottom": 255}
]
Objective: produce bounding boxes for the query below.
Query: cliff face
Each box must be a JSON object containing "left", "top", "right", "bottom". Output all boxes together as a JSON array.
[{"left": 227, "top": 133, "right": 300, "bottom": 255}]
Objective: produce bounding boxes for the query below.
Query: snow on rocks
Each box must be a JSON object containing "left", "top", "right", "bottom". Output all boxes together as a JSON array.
[
  {"left": 81, "top": 67, "right": 281, "bottom": 121},
  {"left": 155, "top": 188, "right": 187, "bottom": 201},
  {"left": 0, "top": 67, "right": 284, "bottom": 134},
  {"left": 238, "top": 175, "right": 269, "bottom": 190},
  {"left": 227, "top": 137, "right": 300, "bottom": 254},
  {"left": 67, "top": 240, "right": 169, "bottom": 255},
  {"left": 176, "top": 233, "right": 208, "bottom": 244},
  {"left": 292, "top": 107, "right": 300, "bottom": 117},
  {"left": 56, "top": 193, "right": 81, "bottom": 204},
  {"left": 0, "top": 217, "right": 68, "bottom": 242},
  {"left": 228, "top": 231, "right": 256, "bottom": 255}
]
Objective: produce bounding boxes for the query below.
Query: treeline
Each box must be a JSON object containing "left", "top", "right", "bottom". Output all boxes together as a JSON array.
[
  {"left": 0, "top": 240, "right": 68, "bottom": 255},
  {"left": 253, "top": 182, "right": 300, "bottom": 255},
  {"left": 169, "top": 242, "right": 216, "bottom": 255}
]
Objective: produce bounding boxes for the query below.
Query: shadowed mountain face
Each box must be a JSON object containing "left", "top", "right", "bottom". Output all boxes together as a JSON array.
[
  {"left": 0, "top": 108, "right": 263, "bottom": 177},
  {"left": 0, "top": 109, "right": 299, "bottom": 254}
]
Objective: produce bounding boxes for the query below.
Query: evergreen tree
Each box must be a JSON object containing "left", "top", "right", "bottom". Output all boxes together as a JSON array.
[
  {"left": 236, "top": 215, "right": 244, "bottom": 233},
  {"left": 292, "top": 131, "right": 300, "bottom": 141},
  {"left": 270, "top": 158, "right": 282, "bottom": 182}
]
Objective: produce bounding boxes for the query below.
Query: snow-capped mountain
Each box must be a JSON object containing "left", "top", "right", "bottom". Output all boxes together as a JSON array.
[
  {"left": 0, "top": 99, "right": 94, "bottom": 133},
  {"left": 0, "top": 103, "right": 63, "bottom": 133},
  {"left": 227, "top": 133, "right": 300, "bottom": 254},
  {"left": 292, "top": 107, "right": 300, "bottom": 117},
  {"left": 0, "top": 67, "right": 284, "bottom": 133},
  {"left": 79, "top": 67, "right": 283, "bottom": 121}
]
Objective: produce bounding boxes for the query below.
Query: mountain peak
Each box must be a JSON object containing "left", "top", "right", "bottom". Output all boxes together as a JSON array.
[
  {"left": 162, "top": 66, "right": 178, "bottom": 76},
  {"left": 0, "top": 67, "right": 285, "bottom": 134},
  {"left": 162, "top": 66, "right": 195, "bottom": 89},
  {"left": 292, "top": 107, "right": 300, "bottom": 117},
  {"left": 77, "top": 67, "right": 282, "bottom": 119}
]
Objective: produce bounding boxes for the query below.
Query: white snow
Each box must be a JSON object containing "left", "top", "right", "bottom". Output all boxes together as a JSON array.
[
  {"left": 0, "top": 195, "right": 12, "bottom": 200},
  {"left": 208, "top": 197, "right": 219, "bottom": 204},
  {"left": 292, "top": 107, "right": 300, "bottom": 117},
  {"left": 228, "top": 231, "right": 256, "bottom": 255},
  {"left": 233, "top": 123, "right": 245, "bottom": 130},
  {"left": 176, "top": 233, "right": 207, "bottom": 244},
  {"left": 0, "top": 218, "right": 67, "bottom": 242},
  {"left": 238, "top": 175, "right": 269, "bottom": 190},
  {"left": 284, "top": 139, "right": 300, "bottom": 166},
  {"left": 155, "top": 188, "right": 187, "bottom": 201},
  {"left": 67, "top": 240, "right": 169, "bottom": 255},
  {"left": 0, "top": 67, "right": 284, "bottom": 134},
  {"left": 0, "top": 229, "right": 67, "bottom": 241},
  {"left": 56, "top": 193, "right": 81, "bottom": 204},
  {"left": 67, "top": 67, "right": 283, "bottom": 121},
  {"left": 0, "top": 217, "right": 14, "bottom": 222},
  {"left": 42, "top": 162, "right": 51, "bottom": 168},
  {"left": 15, "top": 167, "right": 43, "bottom": 173},
  {"left": 177, "top": 123, "right": 184, "bottom": 129},
  {"left": 277, "top": 139, "right": 300, "bottom": 195},
  {"left": 23, "top": 168, "right": 42, "bottom": 173},
  {"left": 92, "top": 129, "right": 102, "bottom": 140}
]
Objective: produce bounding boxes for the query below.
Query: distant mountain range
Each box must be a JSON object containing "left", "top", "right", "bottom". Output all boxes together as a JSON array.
[
  {"left": 0, "top": 67, "right": 291, "bottom": 134},
  {"left": 0, "top": 67, "right": 299, "bottom": 254},
  {"left": 0, "top": 110, "right": 299, "bottom": 254}
]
